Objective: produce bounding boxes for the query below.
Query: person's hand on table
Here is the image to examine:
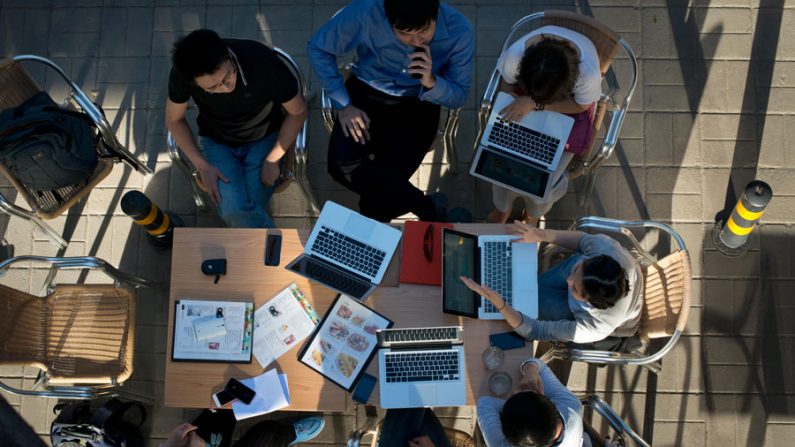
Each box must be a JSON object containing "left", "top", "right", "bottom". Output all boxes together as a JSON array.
[
  {"left": 508, "top": 220, "right": 547, "bottom": 244},
  {"left": 160, "top": 423, "right": 204, "bottom": 447},
  {"left": 337, "top": 104, "right": 371, "bottom": 144},
  {"left": 519, "top": 362, "right": 544, "bottom": 395},
  {"left": 409, "top": 435, "right": 436, "bottom": 447},
  {"left": 459, "top": 276, "right": 507, "bottom": 310}
]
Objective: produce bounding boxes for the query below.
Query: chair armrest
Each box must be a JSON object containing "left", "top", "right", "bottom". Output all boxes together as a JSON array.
[
  {"left": 0, "top": 378, "right": 97, "bottom": 399},
  {"left": 0, "top": 256, "right": 155, "bottom": 289},
  {"left": 575, "top": 217, "right": 687, "bottom": 253},
  {"left": 346, "top": 429, "right": 378, "bottom": 447},
  {"left": 581, "top": 395, "right": 650, "bottom": 447},
  {"left": 321, "top": 88, "right": 335, "bottom": 134}
]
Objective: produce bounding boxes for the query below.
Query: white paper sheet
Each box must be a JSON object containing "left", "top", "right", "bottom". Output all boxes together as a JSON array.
[
  {"left": 231, "top": 369, "right": 290, "bottom": 420},
  {"left": 253, "top": 283, "right": 318, "bottom": 368}
]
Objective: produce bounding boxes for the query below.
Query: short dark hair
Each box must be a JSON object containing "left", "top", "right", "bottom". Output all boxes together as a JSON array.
[
  {"left": 384, "top": 0, "right": 439, "bottom": 31},
  {"left": 517, "top": 38, "right": 579, "bottom": 105},
  {"left": 500, "top": 391, "right": 559, "bottom": 446},
  {"left": 582, "top": 255, "right": 630, "bottom": 309},
  {"left": 233, "top": 421, "right": 294, "bottom": 447},
  {"left": 171, "top": 29, "right": 229, "bottom": 82}
]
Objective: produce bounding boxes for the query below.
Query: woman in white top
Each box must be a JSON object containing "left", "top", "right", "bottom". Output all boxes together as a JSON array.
[{"left": 488, "top": 25, "right": 602, "bottom": 225}]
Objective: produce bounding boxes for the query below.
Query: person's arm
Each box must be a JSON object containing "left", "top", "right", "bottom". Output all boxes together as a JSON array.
[
  {"left": 476, "top": 397, "right": 513, "bottom": 447},
  {"left": 260, "top": 93, "right": 308, "bottom": 185},
  {"left": 165, "top": 99, "right": 229, "bottom": 204},
  {"left": 533, "top": 359, "right": 585, "bottom": 447},
  {"left": 417, "top": 24, "right": 474, "bottom": 109},
  {"left": 543, "top": 97, "right": 592, "bottom": 114},
  {"left": 509, "top": 222, "right": 585, "bottom": 252}
]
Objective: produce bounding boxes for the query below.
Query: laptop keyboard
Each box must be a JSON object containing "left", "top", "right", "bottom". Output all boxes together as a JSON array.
[
  {"left": 482, "top": 241, "right": 512, "bottom": 313},
  {"left": 312, "top": 226, "right": 386, "bottom": 278},
  {"left": 488, "top": 119, "right": 560, "bottom": 165},
  {"left": 303, "top": 257, "right": 371, "bottom": 299},
  {"left": 384, "top": 350, "right": 461, "bottom": 383},
  {"left": 379, "top": 327, "right": 463, "bottom": 347}
]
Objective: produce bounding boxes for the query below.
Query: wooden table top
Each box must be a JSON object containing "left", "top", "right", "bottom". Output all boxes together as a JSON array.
[{"left": 164, "top": 225, "right": 533, "bottom": 410}]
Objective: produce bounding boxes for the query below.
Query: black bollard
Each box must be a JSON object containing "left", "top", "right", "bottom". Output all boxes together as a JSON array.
[
  {"left": 712, "top": 180, "right": 772, "bottom": 257},
  {"left": 121, "top": 190, "right": 183, "bottom": 247}
]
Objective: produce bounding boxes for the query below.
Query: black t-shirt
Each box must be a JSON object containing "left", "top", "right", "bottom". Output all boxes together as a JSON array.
[{"left": 168, "top": 39, "right": 298, "bottom": 147}]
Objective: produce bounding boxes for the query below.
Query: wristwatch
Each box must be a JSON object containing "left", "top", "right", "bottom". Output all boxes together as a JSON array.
[
  {"left": 520, "top": 359, "right": 537, "bottom": 375},
  {"left": 534, "top": 102, "right": 545, "bottom": 111}
]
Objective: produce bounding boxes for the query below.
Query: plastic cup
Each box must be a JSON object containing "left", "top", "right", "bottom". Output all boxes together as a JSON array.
[{"left": 481, "top": 345, "right": 504, "bottom": 370}]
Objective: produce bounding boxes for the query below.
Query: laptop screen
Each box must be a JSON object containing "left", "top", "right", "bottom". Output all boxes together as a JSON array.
[
  {"left": 441, "top": 229, "right": 479, "bottom": 318},
  {"left": 475, "top": 147, "right": 549, "bottom": 198}
]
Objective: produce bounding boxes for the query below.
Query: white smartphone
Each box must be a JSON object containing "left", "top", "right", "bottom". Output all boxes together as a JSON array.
[{"left": 211, "top": 389, "right": 236, "bottom": 407}]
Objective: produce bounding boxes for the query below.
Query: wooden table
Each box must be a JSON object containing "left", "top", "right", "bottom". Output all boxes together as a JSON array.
[{"left": 165, "top": 226, "right": 534, "bottom": 410}]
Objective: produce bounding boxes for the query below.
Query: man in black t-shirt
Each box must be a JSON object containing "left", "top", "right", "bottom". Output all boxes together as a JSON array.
[{"left": 166, "top": 29, "right": 307, "bottom": 228}]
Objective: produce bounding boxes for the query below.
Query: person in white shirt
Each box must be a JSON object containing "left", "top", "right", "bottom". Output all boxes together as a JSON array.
[
  {"left": 461, "top": 222, "right": 641, "bottom": 349},
  {"left": 477, "top": 358, "right": 588, "bottom": 447},
  {"left": 487, "top": 26, "right": 602, "bottom": 226}
]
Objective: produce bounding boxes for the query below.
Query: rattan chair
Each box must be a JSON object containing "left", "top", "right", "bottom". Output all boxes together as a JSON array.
[
  {"left": 0, "top": 256, "right": 154, "bottom": 400},
  {"left": 318, "top": 10, "right": 462, "bottom": 174},
  {"left": 167, "top": 45, "right": 319, "bottom": 217},
  {"left": 347, "top": 419, "right": 475, "bottom": 447},
  {"left": 476, "top": 10, "right": 638, "bottom": 208},
  {"left": 539, "top": 217, "right": 691, "bottom": 374},
  {"left": 581, "top": 395, "right": 650, "bottom": 447},
  {"left": 0, "top": 56, "right": 152, "bottom": 249}
]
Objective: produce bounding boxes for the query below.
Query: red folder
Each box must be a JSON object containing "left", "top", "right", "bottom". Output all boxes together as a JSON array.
[{"left": 399, "top": 221, "right": 454, "bottom": 286}]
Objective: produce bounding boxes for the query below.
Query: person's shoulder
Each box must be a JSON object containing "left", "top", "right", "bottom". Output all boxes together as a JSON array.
[
  {"left": 227, "top": 38, "right": 272, "bottom": 57},
  {"left": 440, "top": 2, "right": 474, "bottom": 35}
]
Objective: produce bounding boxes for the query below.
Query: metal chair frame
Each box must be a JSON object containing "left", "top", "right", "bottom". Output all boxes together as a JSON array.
[
  {"left": 539, "top": 216, "right": 690, "bottom": 374},
  {"left": 167, "top": 45, "right": 319, "bottom": 216},
  {"left": 581, "top": 394, "right": 650, "bottom": 447},
  {"left": 0, "top": 255, "right": 154, "bottom": 401},
  {"left": 0, "top": 55, "right": 152, "bottom": 249},
  {"left": 476, "top": 11, "right": 638, "bottom": 208}
]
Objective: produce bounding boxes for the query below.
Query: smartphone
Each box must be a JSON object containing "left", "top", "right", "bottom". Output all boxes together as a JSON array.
[
  {"left": 265, "top": 233, "right": 282, "bottom": 266},
  {"left": 225, "top": 378, "right": 256, "bottom": 404},
  {"left": 409, "top": 46, "right": 426, "bottom": 79},
  {"left": 211, "top": 389, "right": 237, "bottom": 407},
  {"left": 352, "top": 373, "right": 377, "bottom": 404},
  {"left": 489, "top": 331, "right": 526, "bottom": 350}
]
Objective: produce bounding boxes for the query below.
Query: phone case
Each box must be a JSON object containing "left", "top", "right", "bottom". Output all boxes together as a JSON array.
[
  {"left": 352, "top": 373, "right": 377, "bottom": 404},
  {"left": 225, "top": 378, "right": 256, "bottom": 404},
  {"left": 265, "top": 234, "right": 282, "bottom": 266},
  {"left": 489, "top": 332, "right": 526, "bottom": 350}
]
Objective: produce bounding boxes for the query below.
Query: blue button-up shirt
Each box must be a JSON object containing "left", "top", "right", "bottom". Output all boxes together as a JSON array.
[{"left": 308, "top": 0, "right": 474, "bottom": 110}]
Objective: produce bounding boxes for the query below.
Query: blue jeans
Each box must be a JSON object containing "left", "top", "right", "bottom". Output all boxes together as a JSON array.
[
  {"left": 377, "top": 408, "right": 451, "bottom": 447},
  {"left": 537, "top": 254, "right": 582, "bottom": 322},
  {"left": 199, "top": 134, "right": 277, "bottom": 228}
]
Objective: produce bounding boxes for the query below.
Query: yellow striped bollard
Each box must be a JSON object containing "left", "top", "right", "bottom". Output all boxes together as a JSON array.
[
  {"left": 121, "top": 190, "right": 183, "bottom": 247},
  {"left": 712, "top": 180, "right": 772, "bottom": 256}
]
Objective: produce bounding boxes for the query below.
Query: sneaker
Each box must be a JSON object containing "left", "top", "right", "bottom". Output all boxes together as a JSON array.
[
  {"left": 427, "top": 192, "right": 448, "bottom": 221},
  {"left": 290, "top": 416, "right": 325, "bottom": 445},
  {"left": 446, "top": 206, "right": 473, "bottom": 223}
]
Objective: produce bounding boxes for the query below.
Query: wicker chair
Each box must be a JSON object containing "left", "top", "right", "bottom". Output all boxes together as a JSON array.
[
  {"left": 167, "top": 45, "right": 319, "bottom": 217},
  {"left": 347, "top": 419, "right": 475, "bottom": 447},
  {"left": 0, "top": 56, "right": 152, "bottom": 249},
  {"left": 539, "top": 217, "right": 692, "bottom": 374},
  {"left": 0, "top": 256, "right": 154, "bottom": 400},
  {"left": 475, "top": 10, "right": 638, "bottom": 208}
]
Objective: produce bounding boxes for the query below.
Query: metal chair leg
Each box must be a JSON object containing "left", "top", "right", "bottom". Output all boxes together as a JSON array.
[
  {"left": 0, "top": 193, "right": 67, "bottom": 249},
  {"left": 443, "top": 108, "right": 460, "bottom": 174},
  {"left": 167, "top": 133, "right": 209, "bottom": 211}
]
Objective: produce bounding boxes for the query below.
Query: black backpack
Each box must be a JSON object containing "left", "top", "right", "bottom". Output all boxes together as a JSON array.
[
  {"left": 50, "top": 399, "right": 146, "bottom": 447},
  {"left": 0, "top": 91, "right": 99, "bottom": 191}
]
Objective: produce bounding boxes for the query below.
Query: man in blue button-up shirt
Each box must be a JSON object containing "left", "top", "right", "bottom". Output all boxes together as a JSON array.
[{"left": 309, "top": 0, "right": 474, "bottom": 222}]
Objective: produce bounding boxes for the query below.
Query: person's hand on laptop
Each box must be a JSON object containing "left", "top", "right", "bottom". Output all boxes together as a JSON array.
[
  {"left": 499, "top": 96, "right": 536, "bottom": 122},
  {"left": 509, "top": 220, "right": 547, "bottom": 244},
  {"left": 337, "top": 104, "right": 371, "bottom": 144},
  {"left": 459, "top": 276, "right": 507, "bottom": 311}
]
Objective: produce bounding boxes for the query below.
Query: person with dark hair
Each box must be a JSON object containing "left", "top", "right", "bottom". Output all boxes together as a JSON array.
[
  {"left": 487, "top": 25, "right": 602, "bottom": 226},
  {"left": 308, "top": 0, "right": 474, "bottom": 222},
  {"left": 461, "top": 223, "right": 641, "bottom": 349},
  {"left": 166, "top": 29, "right": 308, "bottom": 228},
  {"left": 377, "top": 408, "right": 453, "bottom": 447},
  {"left": 478, "top": 358, "right": 587, "bottom": 447},
  {"left": 160, "top": 414, "right": 325, "bottom": 447}
]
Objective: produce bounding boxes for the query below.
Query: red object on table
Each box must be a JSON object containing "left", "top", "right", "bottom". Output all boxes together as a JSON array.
[{"left": 399, "top": 221, "right": 453, "bottom": 286}]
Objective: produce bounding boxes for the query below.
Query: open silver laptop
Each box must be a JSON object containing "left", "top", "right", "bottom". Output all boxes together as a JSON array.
[
  {"left": 470, "top": 91, "right": 575, "bottom": 201},
  {"left": 286, "top": 201, "right": 401, "bottom": 301},
  {"left": 377, "top": 326, "right": 466, "bottom": 408},
  {"left": 441, "top": 228, "right": 538, "bottom": 320}
]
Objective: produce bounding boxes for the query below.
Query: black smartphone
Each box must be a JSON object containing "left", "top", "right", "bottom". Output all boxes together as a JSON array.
[
  {"left": 225, "top": 378, "right": 256, "bottom": 404},
  {"left": 265, "top": 233, "right": 282, "bottom": 266},
  {"left": 352, "top": 373, "right": 377, "bottom": 404},
  {"left": 211, "top": 389, "right": 237, "bottom": 407},
  {"left": 489, "top": 331, "right": 526, "bottom": 350},
  {"left": 409, "top": 46, "right": 426, "bottom": 79}
]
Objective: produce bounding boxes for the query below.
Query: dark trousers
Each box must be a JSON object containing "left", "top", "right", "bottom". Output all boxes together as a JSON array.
[
  {"left": 327, "top": 77, "right": 441, "bottom": 222},
  {"left": 377, "top": 408, "right": 452, "bottom": 447}
]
